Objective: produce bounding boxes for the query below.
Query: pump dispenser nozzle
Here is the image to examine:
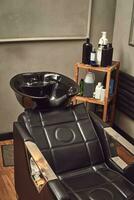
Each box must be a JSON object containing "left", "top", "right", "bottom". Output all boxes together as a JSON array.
[{"left": 99, "top": 32, "right": 108, "bottom": 45}]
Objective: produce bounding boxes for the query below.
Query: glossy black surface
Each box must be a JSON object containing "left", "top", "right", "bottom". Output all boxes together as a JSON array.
[
  {"left": 10, "top": 72, "right": 79, "bottom": 109},
  {"left": 15, "top": 103, "right": 134, "bottom": 199}
]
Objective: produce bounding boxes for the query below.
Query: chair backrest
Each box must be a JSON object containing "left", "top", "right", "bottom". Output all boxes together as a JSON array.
[{"left": 19, "top": 104, "right": 104, "bottom": 174}]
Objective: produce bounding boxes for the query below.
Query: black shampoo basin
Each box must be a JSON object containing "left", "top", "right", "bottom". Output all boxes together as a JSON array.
[{"left": 10, "top": 72, "right": 79, "bottom": 110}]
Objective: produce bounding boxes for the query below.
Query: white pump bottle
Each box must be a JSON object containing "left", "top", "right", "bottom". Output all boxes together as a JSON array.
[
  {"left": 94, "top": 82, "right": 103, "bottom": 99},
  {"left": 99, "top": 32, "right": 108, "bottom": 45},
  {"left": 96, "top": 32, "right": 109, "bottom": 65}
]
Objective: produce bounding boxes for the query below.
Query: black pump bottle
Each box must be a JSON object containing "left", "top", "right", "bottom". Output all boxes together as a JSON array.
[{"left": 82, "top": 38, "right": 92, "bottom": 64}]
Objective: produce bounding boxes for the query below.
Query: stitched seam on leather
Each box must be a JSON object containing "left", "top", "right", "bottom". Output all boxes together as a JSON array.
[
  {"left": 59, "top": 167, "right": 93, "bottom": 179},
  {"left": 75, "top": 121, "right": 92, "bottom": 165},
  {"left": 61, "top": 180, "right": 81, "bottom": 199},
  {"left": 61, "top": 179, "right": 88, "bottom": 199},
  {"left": 96, "top": 169, "right": 128, "bottom": 198},
  {"left": 73, "top": 107, "right": 105, "bottom": 165},
  {"left": 43, "top": 120, "right": 75, "bottom": 127},
  {"left": 45, "top": 140, "right": 97, "bottom": 150},
  {"left": 61, "top": 179, "right": 108, "bottom": 193}
]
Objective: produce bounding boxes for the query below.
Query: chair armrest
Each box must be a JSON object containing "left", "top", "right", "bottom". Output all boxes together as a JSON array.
[
  {"left": 104, "top": 127, "right": 134, "bottom": 155},
  {"left": 109, "top": 157, "right": 134, "bottom": 183},
  {"left": 123, "top": 163, "right": 134, "bottom": 183},
  {"left": 13, "top": 122, "right": 33, "bottom": 142},
  {"left": 25, "top": 141, "right": 70, "bottom": 199},
  {"left": 104, "top": 127, "right": 134, "bottom": 183},
  {"left": 25, "top": 141, "right": 57, "bottom": 182},
  {"left": 48, "top": 179, "right": 70, "bottom": 200},
  {"left": 14, "top": 123, "right": 57, "bottom": 183}
]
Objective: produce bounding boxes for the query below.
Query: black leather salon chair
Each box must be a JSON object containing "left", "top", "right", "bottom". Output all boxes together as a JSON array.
[{"left": 10, "top": 72, "right": 134, "bottom": 200}]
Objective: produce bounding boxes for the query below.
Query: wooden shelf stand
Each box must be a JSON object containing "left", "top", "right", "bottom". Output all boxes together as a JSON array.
[{"left": 73, "top": 61, "right": 120, "bottom": 125}]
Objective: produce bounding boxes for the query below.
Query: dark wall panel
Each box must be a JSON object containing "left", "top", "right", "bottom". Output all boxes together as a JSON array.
[{"left": 117, "top": 71, "right": 134, "bottom": 120}]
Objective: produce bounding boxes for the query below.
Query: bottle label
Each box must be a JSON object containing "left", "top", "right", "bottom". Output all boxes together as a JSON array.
[
  {"left": 97, "top": 48, "right": 102, "bottom": 65},
  {"left": 90, "top": 52, "right": 96, "bottom": 61}
]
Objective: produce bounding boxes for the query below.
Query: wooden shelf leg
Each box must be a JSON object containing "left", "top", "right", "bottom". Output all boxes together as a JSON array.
[
  {"left": 74, "top": 64, "right": 79, "bottom": 83},
  {"left": 73, "top": 64, "right": 79, "bottom": 105},
  {"left": 103, "top": 70, "right": 111, "bottom": 122}
]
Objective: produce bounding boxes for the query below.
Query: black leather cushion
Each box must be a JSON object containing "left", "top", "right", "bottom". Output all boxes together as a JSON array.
[
  {"left": 59, "top": 164, "right": 134, "bottom": 200},
  {"left": 19, "top": 104, "right": 104, "bottom": 173},
  {"left": 18, "top": 103, "right": 134, "bottom": 199}
]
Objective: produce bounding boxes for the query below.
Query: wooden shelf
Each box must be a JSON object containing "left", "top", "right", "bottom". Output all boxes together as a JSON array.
[
  {"left": 75, "top": 61, "right": 120, "bottom": 73},
  {"left": 73, "top": 61, "right": 120, "bottom": 125},
  {"left": 75, "top": 94, "right": 115, "bottom": 106},
  {"left": 75, "top": 96, "right": 104, "bottom": 105}
]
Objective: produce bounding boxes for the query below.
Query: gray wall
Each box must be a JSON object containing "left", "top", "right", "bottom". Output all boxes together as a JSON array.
[
  {"left": 0, "top": 41, "right": 83, "bottom": 133},
  {"left": 0, "top": 0, "right": 91, "bottom": 39},
  {"left": 0, "top": 0, "right": 116, "bottom": 133},
  {"left": 113, "top": 0, "right": 134, "bottom": 138},
  {"left": 90, "top": 0, "right": 116, "bottom": 46}
]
